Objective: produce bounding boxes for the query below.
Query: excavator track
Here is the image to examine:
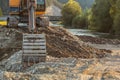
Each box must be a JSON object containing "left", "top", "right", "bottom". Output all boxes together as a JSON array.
[{"left": 22, "top": 34, "right": 46, "bottom": 68}]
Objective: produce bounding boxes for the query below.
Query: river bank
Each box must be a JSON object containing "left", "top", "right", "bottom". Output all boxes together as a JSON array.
[
  {"left": 68, "top": 29, "right": 120, "bottom": 40},
  {"left": 0, "top": 26, "right": 120, "bottom": 80},
  {"left": 77, "top": 35, "right": 120, "bottom": 51}
]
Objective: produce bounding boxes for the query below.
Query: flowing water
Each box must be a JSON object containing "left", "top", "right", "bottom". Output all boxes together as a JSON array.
[
  {"left": 50, "top": 23, "right": 120, "bottom": 39},
  {"left": 68, "top": 29, "right": 120, "bottom": 39}
]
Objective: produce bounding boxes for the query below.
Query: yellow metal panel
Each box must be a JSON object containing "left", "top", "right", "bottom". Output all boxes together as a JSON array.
[
  {"left": 35, "top": 11, "right": 45, "bottom": 15},
  {"left": 9, "top": 0, "right": 20, "bottom": 7},
  {"left": 0, "top": 21, "right": 7, "bottom": 26}
]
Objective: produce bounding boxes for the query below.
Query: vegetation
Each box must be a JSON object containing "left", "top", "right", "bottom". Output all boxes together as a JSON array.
[
  {"left": 57, "top": 0, "right": 95, "bottom": 10},
  {"left": 110, "top": 0, "right": 120, "bottom": 35},
  {"left": 0, "top": 0, "right": 9, "bottom": 15},
  {"left": 0, "top": 8, "right": 2, "bottom": 16},
  {"left": 72, "top": 10, "right": 89, "bottom": 28},
  {"left": 62, "top": 0, "right": 82, "bottom": 26},
  {"left": 89, "top": 0, "right": 120, "bottom": 35},
  {"left": 113, "top": 14, "right": 120, "bottom": 35},
  {"left": 60, "top": 0, "right": 120, "bottom": 33},
  {"left": 89, "top": 0, "right": 113, "bottom": 33}
]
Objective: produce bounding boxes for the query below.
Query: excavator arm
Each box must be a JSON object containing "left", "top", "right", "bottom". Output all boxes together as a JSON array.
[
  {"left": 8, "top": 0, "right": 47, "bottom": 68},
  {"left": 22, "top": 0, "right": 47, "bottom": 68},
  {"left": 28, "top": 0, "right": 36, "bottom": 32}
]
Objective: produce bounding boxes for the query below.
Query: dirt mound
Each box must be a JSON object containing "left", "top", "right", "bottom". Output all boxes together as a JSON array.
[
  {"left": 78, "top": 36, "right": 120, "bottom": 44},
  {"left": 38, "top": 27, "right": 109, "bottom": 58},
  {"left": 0, "top": 27, "right": 110, "bottom": 61}
]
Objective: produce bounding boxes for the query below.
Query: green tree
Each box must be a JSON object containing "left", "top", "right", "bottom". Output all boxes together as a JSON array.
[
  {"left": 112, "top": 0, "right": 120, "bottom": 35},
  {"left": 113, "top": 14, "right": 120, "bottom": 35},
  {"left": 62, "top": 0, "right": 82, "bottom": 26},
  {"left": 72, "top": 9, "right": 89, "bottom": 28},
  {"left": 89, "top": 0, "right": 113, "bottom": 33},
  {"left": 109, "top": 0, "right": 117, "bottom": 19},
  {"left": 0, "top": 7, "right": 2, "bottom": 16}
]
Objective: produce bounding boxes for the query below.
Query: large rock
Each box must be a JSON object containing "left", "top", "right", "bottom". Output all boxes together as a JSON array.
[
  {"left": 0, "top": 51, "right": 22, "bottom": 72},
  {"left": 0, "top": 27, "right": 22, "bottom": 61}
]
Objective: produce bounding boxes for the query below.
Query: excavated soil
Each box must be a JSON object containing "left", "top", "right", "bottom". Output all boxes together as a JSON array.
[
  {"left": 0, "top": 26, "right": 119, "bottom": 80},
  {"left": 78, "top": 36, "right": 120, "bottom": 44},
  {"left": 38, "top": 27, "right": 110, "bottom": 58},
  {"left": 0, "top": 26, "right": 110, "bottom": 61}
]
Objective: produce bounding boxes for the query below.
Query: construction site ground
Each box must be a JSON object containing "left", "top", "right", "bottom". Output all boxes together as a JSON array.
[{"left": 0, "top": 26, "right": 120, "bottom": 80}]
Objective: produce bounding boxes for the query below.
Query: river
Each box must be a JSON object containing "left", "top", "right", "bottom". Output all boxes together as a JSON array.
[
  {"left": 68, "top": 29, "right": 120, "bottom": 39},
  {"left": 50, "top": 23, "right": 120, "bottom": 39}
]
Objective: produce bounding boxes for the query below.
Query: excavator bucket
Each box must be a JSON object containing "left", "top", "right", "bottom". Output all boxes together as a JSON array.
[{"left": 22, "top": 34, "right": 46, "bottom": 68}]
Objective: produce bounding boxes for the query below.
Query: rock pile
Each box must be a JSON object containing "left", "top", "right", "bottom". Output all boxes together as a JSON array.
[
  {"left": 0, "top": 27, "right": 22, "bottom": 61},
  {"left": 0, "top": 53, "right": 120, "bottom": 80}
]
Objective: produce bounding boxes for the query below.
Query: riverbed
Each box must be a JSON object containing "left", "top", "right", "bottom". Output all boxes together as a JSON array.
[{"left": 68, "top": 29, "right": 120, "bottom": 39}]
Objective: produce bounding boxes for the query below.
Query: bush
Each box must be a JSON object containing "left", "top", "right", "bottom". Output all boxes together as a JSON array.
[
  {"left": 89, "top": 0, "right": 113, "bottom": 33},
  {"left": 72, "top": 10, "right": 89, "bottom": 28},
  {"left": 113, "top": 14, "right": 120, "bottom": 35},
  {"left": 110, "top": 0, "right": 120, "bottom": 35},
  {"left": 0, "top": 8, "right": 2, "bottom": 16},
  {"left": 62, "top": 0, "right": 82, "bottom": 26}
]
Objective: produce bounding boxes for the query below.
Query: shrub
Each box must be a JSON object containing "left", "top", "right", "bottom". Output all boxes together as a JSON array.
[
  {"left": 62, "top": 0, "right": 82, "bottom": 26},
  {"left": 72, "top": 10, "right": 89, "bottom": 28},
  {"left": 0, "top": 8, "right": 2, "bottom": 16}
]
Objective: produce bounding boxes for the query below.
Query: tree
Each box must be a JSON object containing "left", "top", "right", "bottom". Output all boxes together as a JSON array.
[
  {"left": 61, "top": 0, "right": 82, "bottom": 26},
  {"left": 109, "top": 0, "right": 117, "bottom": 19},
  {"left": 72, "top": 9, "right": 89, "bottom": 28},
  {"left": 0, "top": 7, "right": 2, "bottom": 16},
  {"left": 89, "top": 0, "right": 113, "bottom": 33},
  {"left": 113, "top": 14, "right": 120, "bottom": 35},
  {"left": 111, "top": 0, "right": 120, "bottom": 35}
]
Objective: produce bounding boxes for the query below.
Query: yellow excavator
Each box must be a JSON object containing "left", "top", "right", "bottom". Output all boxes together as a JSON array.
[
  {"left": 8, "top": 0, "right": 49, "bottom": 29},
  {"left": 8, "top": 0, "right": 48, "bottom": 67}
]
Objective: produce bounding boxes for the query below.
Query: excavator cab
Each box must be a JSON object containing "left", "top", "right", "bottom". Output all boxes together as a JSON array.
[
  {"left": 36, "top": 0, "right": 46, "bottom": 11},
  {"left": 19, "top": 0, "right": 46, "bottom": 14},
  {"left": 8, "top": 0, "right": 49, "bottom": 28}
]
